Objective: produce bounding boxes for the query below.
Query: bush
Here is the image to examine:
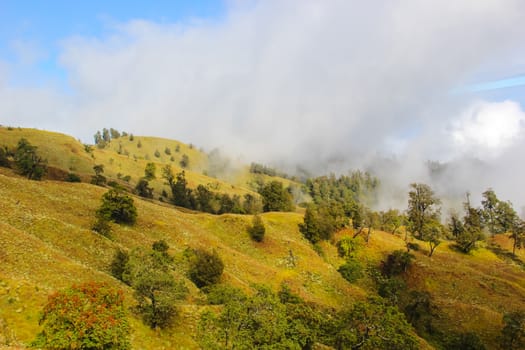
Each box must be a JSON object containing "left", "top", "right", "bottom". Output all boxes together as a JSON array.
[
  {"left": 188, "top": 249, "right": 224, "bottom": 288},
  {"left": 500, "top": 311, "right": 525, "bottom": 349},
  {"left": 445, "top": 332, "right": 486, "bottom": 350},
  {"left": 0, "top": 146, "right": 10, "bottom": 167},
  {"left": 65, "top": 173, "right": 81, "bottom": 182},
  {"left": 32, "top": 282, "right": 130, "bottom": 350},
  {"left": 205, "top": 284, "right": 246, "bottom": 305},
  {"left": 92, "top": 215, "right": 112, "bottom": 237},
  {"left": 337, "top": 237, "right": 361, "bottom": 259},
  {"left": 259, "top": 181, "right": 294, "bottom": 212},
  {"left": 96, "top": 188, "right": 137, "bottom": 225},
  {"left": 338, "top": 258, "right": 364, "bottom": 283},
  {"left": 248, "top": 215, "right": 266, "bottom": 242},
  {"left": 135, "top": 179, "right": 154, "bottom": 198},
  {"left": 381, "top": 250, "right": 414, "bottom": 277},
  {"left": 111, "top": 249, "right": 130, "bottom": 282},
  {"left": 13, "top": 138, "right": 46, "bottom": 180}
]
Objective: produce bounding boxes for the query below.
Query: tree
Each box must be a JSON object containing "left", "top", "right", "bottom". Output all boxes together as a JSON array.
[
  {"left": 154, "top": 149, "right": 161, "bottom": 158},
  {"left": 179, "top": 154, "right": 189, "bottom": 168},
  {"left": 248, "top": 215, "right": 266, "bottom": 242},
  {"left": 243, "top": 193, "right": 263, "bottom": 214},
  {"left": 91, "top": 164, "right": 107, "bottom": 186},
  {"left": 421, "top": 219, "right": 444, "bottom": 257},
  {"left": 135, "top": 179, "right": 154, "bottom": 198},
  {"left": 164, "top": 146, "right": 171, "bottom": 155},
  {"left": 380, "top": 209, "right": 405, "bottom": 234},
  {"left": 97, "top": 188, "right": 137, "bottom": 225},
  {"left": 333, "top": 298, "right": 418, "bottom": 350},
  {"left": 102, "top": 128, "right": 110, "bottom": 143},
  {"left": 169, "top": 171, "right": 194, "bottom": 208},
  {"left": 500, "top": 311, "right": 525, "bottom": 349},
  {"left": 13, "top": 138, "right": 46, "bottom": 180},
  {"left": 259, "top": 181, "right": 294, "bottom": 212},
  {"left": 407, "top": 183, "right": 441, "bottom": 239},
  {"left": 122, "top": 246, "right": 187, "bottom": 329},
  {"left": 110, "top": 128, "right": 121, "bottom": 139},
  {"left": 144, "top": 162, "right": 156, "bottom": 180},
  {"left": 133, "top": 264, "right": 186, "bottom": 329},
  {"left": 495, "top": 200, "right": 518, "bottom": 234},
  {"left": 32, "top": 282, "right": 130, "bottom": 350},
  {"left": 510, "top": 218, "right": 525, "bottom": 256},
  {"left": 300, "top": 201, "right": 346, "bottom": 244},
  {"left": 454, "top": 193, "right": 484, "bottom": 253},
  {"left": 188, "top": 249, "right": 224, "bottom": 288},
  {"left": 481, "top": 188, "right": 499, "bottom": 234},
  {"left": 198, "top": 286, "right": 295, "bottom": 349}
]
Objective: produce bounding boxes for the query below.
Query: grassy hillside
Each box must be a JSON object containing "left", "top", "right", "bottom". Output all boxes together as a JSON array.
[
  {"left": 0, "top": 127, "right": 301, "bottom": 201},
  {"left": 0, "top": 168, "right": 358, "bottom": 349},
  {"left": 1, "top": 127, "right": 525, "bottom": 349}
]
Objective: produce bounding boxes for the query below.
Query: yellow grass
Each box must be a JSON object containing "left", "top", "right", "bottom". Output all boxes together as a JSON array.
[{"left": 2, "top": 127, "right": 525, "bottom": 349}]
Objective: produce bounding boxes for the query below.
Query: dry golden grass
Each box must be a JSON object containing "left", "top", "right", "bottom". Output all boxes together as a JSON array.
[
  {"left": 2, "top": 128, "right": 524, "bottom": 349},
  {"left": 0, "top": 169, "right": 359, "bottom": 348}
]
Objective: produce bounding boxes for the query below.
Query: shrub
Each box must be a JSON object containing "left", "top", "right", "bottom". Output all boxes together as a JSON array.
[
  {"left": 111, "top": 249, "right": 130, "bottom": 282},
  {"left": 500, "top": 311, "right": 525, "bottom": 349},
  {"left": 338, "top": 258, "right": 363, "bottom": 283},
  {"left": 0, "top": 146, "right": 10, "bottom": 167},
  {"left": 248, "top": 215, "right": 266, "bottom": 242},
  {"left": 144, "top": 162, "right": 156, "bottom": 180},
  {"left": 92, "top": 215, "right": 112, "bottom": 237},
  {"left": 13, "top": 138, "right": 46, "bottom": 180},
  {"left": 180, "top": 154, "right": 189, "bottom": 168},
  {"left": 205, "top": 284, "right": 246, "bottom": 305},
  {"left": 381, "top": 250, "right": 414, "bottom": 277},
  {"left": 154, "top": 149, "right": 161, "bottom": 158},
  {"left": 96, "top": 188, "right": 137, "bottom": 225},
  {"left": 446, "top": 332, "right": 486, "bottom": 350},
  {"left": 65, "top": 173, "right": 81, "bottom": 182},
  {"left": 188, "top": 249, "right": 224, "bottom": 288},
  {"left": 135, "top": 179, "right": 154, "bottom": 198},
  {"left": 337, "top": 237, "right": 361, "bottom": 259},
  {"left": 32, "top": 282, "right": 130, "bottom": 350}
]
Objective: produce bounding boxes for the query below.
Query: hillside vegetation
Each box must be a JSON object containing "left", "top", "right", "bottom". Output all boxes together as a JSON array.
[{"left": 0, "top": 127, "right": 524, "bottom": 349}]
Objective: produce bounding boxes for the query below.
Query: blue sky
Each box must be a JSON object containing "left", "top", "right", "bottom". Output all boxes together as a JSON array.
[{"left": 0, "top": 0, "right": 226, "bottom": 87}]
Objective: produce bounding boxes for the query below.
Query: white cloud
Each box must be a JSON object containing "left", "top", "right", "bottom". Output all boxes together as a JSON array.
[
  {"left": 2, "top": 0, "right": 525, "bottom": 208},
  {"left": 451, "top": 100, "right": 525, "bottom": 158}
]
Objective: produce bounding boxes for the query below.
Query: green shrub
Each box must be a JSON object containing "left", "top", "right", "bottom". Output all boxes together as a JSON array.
[
  {"left": 338, "top": 258, "right": 363, "bottom": 283},
  {"left": 65, "top": 173, "right": 81, "bottom": 182},
  {"left": 188, "top": 249, "right": 224, "bottom": 288},
  {"left": 337, "top": 237, "right": 362, "bottom": 259},
  {"left": 204, "top": 284, "right": 246, "bottom": 305},
  {"left": 381, "top": 250, "right": 414, "bottom": 277},
  {"left": 445, "top": 332, "right": 486, "bottom": 350},
  {"left": 248, "top": 215, "right": 266, "bottom": 242},
  {"left": 13, "top": 138, "right": 46, "bottom": 180},
  {"left": 110, "top": 249, "right": 130, "bottom": 282},
  {"left": 96, "top": 188, "right": 137, "bottom": 225}
]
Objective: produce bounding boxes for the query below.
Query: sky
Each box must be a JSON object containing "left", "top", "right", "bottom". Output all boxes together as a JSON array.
[{"left": 1, "top": 0, "right": 525, "bottom": 211}]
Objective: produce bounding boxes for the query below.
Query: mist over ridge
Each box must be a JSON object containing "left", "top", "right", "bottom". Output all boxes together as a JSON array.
[{"left": 2, "top": 1, "right": 525, "bottom": 211}]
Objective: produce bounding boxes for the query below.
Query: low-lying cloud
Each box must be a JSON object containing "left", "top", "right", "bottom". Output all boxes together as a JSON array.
[{"left": 2, "top": 0, "right": 525, "bottom": 211}]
